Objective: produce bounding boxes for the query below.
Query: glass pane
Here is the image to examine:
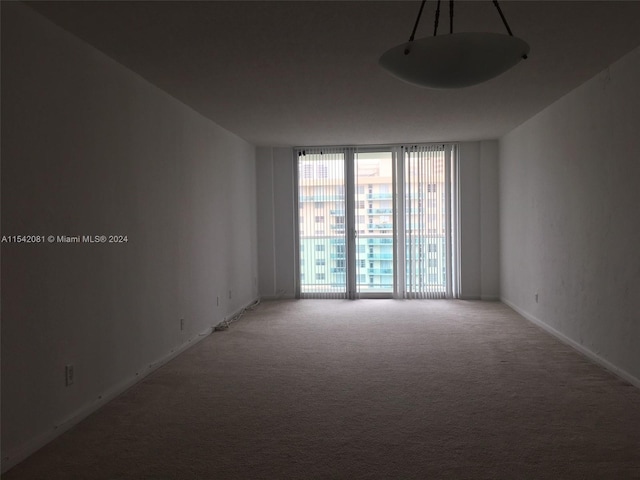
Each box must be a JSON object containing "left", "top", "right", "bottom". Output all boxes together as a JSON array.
[
  {"left": 355, "top": 151, "right": 394, "bottom": 294},
  {"left": 404, "top": 147, "right": 447, "bottom": 296},
  {"left": 298, "top": 152, "right": 347, "bottom": 296}
]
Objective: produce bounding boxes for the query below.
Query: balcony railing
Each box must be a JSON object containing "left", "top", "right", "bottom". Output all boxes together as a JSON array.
[
  {"left": 367, "top": 253, "right": 393, "bottom": 260},
  {"left": 366, "top": 223, "right": 392, "bottom": 230},
  {"left": 365, "top": 237, "right": 393, "bottom": 245},
  {"left": 300, "top": 195, "right": 344, "bottom": 202},
  {"left": 367, "top": 268, "right": 393, "bottom": 275}
]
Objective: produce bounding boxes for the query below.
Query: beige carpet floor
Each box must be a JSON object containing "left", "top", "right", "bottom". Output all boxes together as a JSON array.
[{"left": 4, "top": 300, "right": 640, "bottom": 479}]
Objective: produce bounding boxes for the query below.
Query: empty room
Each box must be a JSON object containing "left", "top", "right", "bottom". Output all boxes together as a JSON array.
[{"left": 2, "top": 1, "right": 639, "bottom": 478}]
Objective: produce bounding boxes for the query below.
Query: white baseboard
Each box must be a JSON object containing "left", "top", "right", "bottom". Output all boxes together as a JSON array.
[
  {"left": 501, "top": 298, "right": 640, "bottom": 390},
  {"left": 224, "top": 296, "right": 261, "bottom": 321},
  {"left": 1, "top": 297, "right": 259, "bottom": 474},
  {"left": 260, "top": 294, "right": 295, "bottom": 300}
]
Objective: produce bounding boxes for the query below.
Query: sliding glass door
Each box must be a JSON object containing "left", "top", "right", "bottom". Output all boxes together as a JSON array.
[
  {"left": 354, "top": 151, "right": 395, "bottom": 297},
  {"left": 296, "top": 144, "right": 458, "bottom": 299},
  {"left": 297, "top": 149, "right": 347, "bottom": 298}
]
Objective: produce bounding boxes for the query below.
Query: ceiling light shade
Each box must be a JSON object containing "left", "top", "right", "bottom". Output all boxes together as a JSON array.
[
  {"left": 379, "top": 32, "right": 530, "bottom": 89},
  {"left": 379, "top": 0, "right": 530, "bottom": 89}
]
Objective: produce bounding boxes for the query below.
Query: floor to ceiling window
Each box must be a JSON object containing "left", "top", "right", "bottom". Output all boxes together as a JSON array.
[
  {"left": 400, "top": 144, "right": 458, "bottom": 298},
  {"left": 297, "top": 149, "right": 347, "bottom": 298},
  {"left": 355, "top": 151, "right": 395, "bottom": 296},
  {"left": 295, "top": 144, "right": 458, "bottom": 299}
]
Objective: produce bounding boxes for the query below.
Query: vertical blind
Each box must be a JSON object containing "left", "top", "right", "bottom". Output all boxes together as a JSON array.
[
  {"left": 402, "top": 144, "right": 453, "bottom": 298},
  {"left": 296, "top": 148, "right": 348, "bottom": 299}
]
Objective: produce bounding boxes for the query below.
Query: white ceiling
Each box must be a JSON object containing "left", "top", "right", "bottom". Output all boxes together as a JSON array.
[{"left": 28, "top": 1, "right": 640, "bottom": 147}]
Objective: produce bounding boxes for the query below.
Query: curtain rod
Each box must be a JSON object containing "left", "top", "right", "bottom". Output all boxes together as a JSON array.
[{"left": 293, "top": 142, "right": 457, "bottom": 151}]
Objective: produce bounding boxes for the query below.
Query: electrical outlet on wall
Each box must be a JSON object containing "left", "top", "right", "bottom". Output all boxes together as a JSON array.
[
  {"left": 216, "top": 296, "right": 219, "bottom": 306},
  {"left": 535, "top": 292, "right": 539, "bottom": 303},
  {"left": 180, "top": 318, "right": 184, "bottom": 331},
  {"left": 65, "top": 364, "right": 74, "bottom": 386},
  {"left": 229, "top": 290, "right": 232, "bottom": 299}
]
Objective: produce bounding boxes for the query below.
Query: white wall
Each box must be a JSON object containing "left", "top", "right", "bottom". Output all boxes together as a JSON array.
[
  {"left": 500, "top": 46, "right": 640, "bottom": 385},
  {"left": 1, "top": 3, "right": 258, "bottom": 469},
  {"left": 256, "top": 144, "right": 499, "bottom": 300}
]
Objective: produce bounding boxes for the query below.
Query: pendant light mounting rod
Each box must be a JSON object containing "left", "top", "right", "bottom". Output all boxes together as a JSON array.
[
  {"left": 405, "top": 0, "right": 427, "bottom": 54},
  {"left": 492, "top": 0, "right": 513, "bottom": 36},
  {"left": 492, "top": 0, "right": 527, "bottom": 58}
]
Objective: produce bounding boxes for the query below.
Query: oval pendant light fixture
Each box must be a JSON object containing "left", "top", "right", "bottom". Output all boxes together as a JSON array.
[{"left": 379, "top": 0, "right": 530, "bottom": 89}]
